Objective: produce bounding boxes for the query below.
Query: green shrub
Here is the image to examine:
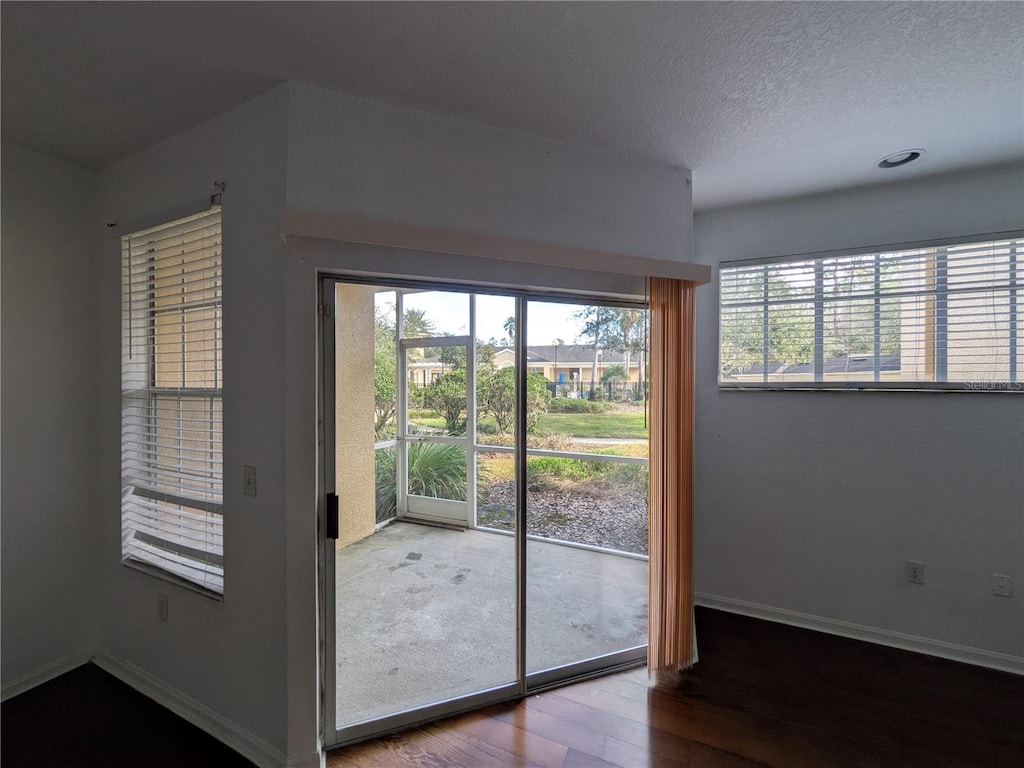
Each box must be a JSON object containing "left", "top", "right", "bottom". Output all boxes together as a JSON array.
[
  {"left": 603, "top": 462, "right": 649, "bottom": 499},
  {"left": 525, "top": 454, "right": 649, "bottom": 497},
  {"left": 527, "top": 456, "right": 604, "bottom": 481},
  {"left": 546, "top": 398, "right": 614, "bottom": 414},
  {"left": 600, "top": 364, "right": 628, "bottom": 384},
  {"left": 406, "top": 385, "right": 427, "bottom": 410},
  {"left": 477, "top": 432, "right": 579, "bottom": 452},
  {"left": 406, "top": 409, "right": 431, "bottom": 419},
  {"left": 374, "top": 441, "right": 470, "bottom": 521},
  {"left": 374, "top": 448, "right": 398, "bottom": 522},
  {"left": 525, "top": 372, "right": 552, "bottom": 432},
  {"left": 422, "top": 369, "right": 468, "bottom": 434},
  {"left": 477, "top": 431, "right": 515, "bottom": 448},
  {"left": 477, "top": 367, "right": 516, "bottom": 433}
]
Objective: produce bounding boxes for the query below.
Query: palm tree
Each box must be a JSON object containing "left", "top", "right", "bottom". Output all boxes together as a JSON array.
[
  {"left": 503, "top": 315, "right": 516, "bottom": 345},
  {"left": 616, "top": 308, "right": 646, "bottom": 395},
  {"left": 402, "top": 308, "right": 436, "bottom": 339},
  {"left": 575, "top": 306, "right": 616, "bottom": 399}
]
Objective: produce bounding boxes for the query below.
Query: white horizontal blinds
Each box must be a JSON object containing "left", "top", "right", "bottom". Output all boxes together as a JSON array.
[
  {"left": 720, "top": 236, "right": 1023, "bottom": 388},
  {"left": 121, "top": 207, "right": 224, "bottom": 593}
]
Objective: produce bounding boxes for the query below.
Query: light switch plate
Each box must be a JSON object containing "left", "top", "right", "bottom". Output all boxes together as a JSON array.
[{"left": 244, "top": 465, "right": 257, "bottom": 497}]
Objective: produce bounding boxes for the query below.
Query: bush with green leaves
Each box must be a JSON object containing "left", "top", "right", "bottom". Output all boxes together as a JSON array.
[
  {"left": 422, "top": 369, "right": 467, "bottom": 434},
  {"left": 526, "top": 455, "right": 647, "bottom": 498},
  {"left": 600, "top": 363, "right": 628, "bottom": 384},
  {"left": 478, "top": 366, "right": 516, "bottom": 433},
  {"left": 374, "top": 441, "right": 469, "bottom": 521},
  {"left": 475, "top": 431, "right": 578, "bottom": 452},
  {"left": 525, "top": 372, "right": 553, "bottom": 431},
  {"left": 374, "top": 448, "right": 398, "bottom": 522},
  {"left": 475, "top": 368, "right": 551, "bottom": 434},
  {"left": 546, "top": 398, "right": 615, "bottom": 414},
  {"left": 527, "top": 456, "right": 598, "bottom": 482},
  {"left": 373, "top": 312, "right": 398, "bottom": 439}
]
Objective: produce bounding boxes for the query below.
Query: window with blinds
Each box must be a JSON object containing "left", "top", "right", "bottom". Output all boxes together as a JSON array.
[
  {"left": 121, "top": 205, "right": 223, "bottom": 594},
  {"left": 719, "top": 234, "right": 1024, "bottom": 390}
]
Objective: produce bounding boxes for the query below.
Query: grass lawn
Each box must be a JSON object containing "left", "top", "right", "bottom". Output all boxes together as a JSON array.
[
  {"left": 409, "top": 415, "right": 501, "bottom": 432},
  {"left": 538, "top": 411, "right": 648, "bottom": 439},
  {"left": 411, "top": 411, "right": 648, "bottom": 440},
  {"left": 409, "top": 416, "right": 448, "bottom": 430},
  {"left": 479, "top": 449, "right": 648, "bottom": 478}
]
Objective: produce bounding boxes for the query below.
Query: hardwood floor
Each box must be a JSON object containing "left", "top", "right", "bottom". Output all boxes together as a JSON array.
[
  {"left": 1, "top": 664, "right": 254, "bottom": 768},
  {"left": 329, "top": 608, "right": 1024, "bottom": 768},
  {"left": 2, "top": 609, "right": 1019, "bottom": 767}
]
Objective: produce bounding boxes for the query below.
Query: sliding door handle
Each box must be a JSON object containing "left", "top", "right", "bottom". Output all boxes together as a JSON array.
[{"left": 326, "top": 493, "right": 339, "bottom": 540}]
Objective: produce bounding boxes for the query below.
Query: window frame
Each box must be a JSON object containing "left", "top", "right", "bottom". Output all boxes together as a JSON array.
[
  {"left": 120, "top": 201, "right": 225, "bottom": 597},
  {"left": 717, "top": 230, "right": 1024, "bottom": 392}
]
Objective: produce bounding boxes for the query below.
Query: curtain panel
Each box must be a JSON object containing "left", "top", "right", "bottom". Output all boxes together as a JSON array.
[{"left": 648, "top": 277, "right": 698, "bottom": 672}]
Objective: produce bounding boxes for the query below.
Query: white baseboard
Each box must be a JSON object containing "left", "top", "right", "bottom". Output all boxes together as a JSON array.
[
  {"left": 695, "top": 593, "right": 1024, "bottom": 676},
  {"left": 1, "top": 649, "right": 92, "bottom": 701},
  {"left": 94, "top": 652, "right": 288, "bottom": 768}
]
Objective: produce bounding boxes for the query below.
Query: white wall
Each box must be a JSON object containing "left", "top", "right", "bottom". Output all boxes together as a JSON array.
[
  {"left": 281, "top": 83, "right": 700, "bottom": 763},
  {"left": 1, "top": 143, "right": 99, "bottom": 693},
  {"left": 693, "top": 164, "right": 1024, "bottom": 667},
  {"left": 6, "top": 74, "right": 1019, "bottom": 768},
  {"left": 286, "top": 84, "right": 692, "bottom": 262},
  {"left": 73, "top": 81, "right": 696, "bottom": 767},
  {"left": 95, "top": 85, "right": 292, "bottom": 765}
]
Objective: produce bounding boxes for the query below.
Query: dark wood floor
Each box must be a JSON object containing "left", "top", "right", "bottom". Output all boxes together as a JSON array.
[
  {"left": 1, "top": 663, "right": 254, "bottom": 767},
  {"left": 3, "top": 609, "right": 1021, "bottom": 767},
  {"left": 330, "top": 608, "right": 1024, "bottom": 768}
]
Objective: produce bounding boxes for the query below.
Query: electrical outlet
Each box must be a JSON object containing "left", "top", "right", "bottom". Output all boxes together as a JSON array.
[
  {"left": 991, "top": 574, "right": 1012, "bottom": 598},
  {"left": 158, "top": 593, "right": 169, "bottom": 622},
  {"left": 244, "top": 465, "right": 257, "bottom": 497},
  {"left": 904, "top": 560, "right": 925, "bottom": 585}
]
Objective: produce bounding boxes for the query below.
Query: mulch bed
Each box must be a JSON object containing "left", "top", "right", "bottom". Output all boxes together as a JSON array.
[{"left": 477, "top": 479, "right": 648, "bottom": 555}]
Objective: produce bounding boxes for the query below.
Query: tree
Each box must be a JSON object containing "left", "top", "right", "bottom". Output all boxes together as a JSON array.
[
  {"left": 503, "top": 315, "right": 516, "bottom": 345},
  {"left": 525, "top": 372, "right": 552, "bottom": 431},
  {"left": 720, "top": 259, "right": 904, "bottom": 381},
  {"left": 614, "top": 308, "right": 646, "bottom": 388},
  {"left": 402, "top": 307, "right": 436, "bottom": 339},
  {"left": 373, "top": 310, "right": 398, "bottom": 438},
  {"left": 374, "top": 304, "right": 449, "bottom": 436},
  {"left": 719, "top": 267, "right": 814, "bottom": 379},
  {"left": 601, "top": 363, "right": 628, "bottom": 385},
  {"left": 478, "top": 367, "right": 516, "bottom": 433},
  {"left": 438, "top": 342, "right": 466, "bottom": 371},
  {"left": 477, "top": 343, "right": 495, "bottom": 368},
  {"left": 574, "top": 305, "right": 620, "bottom": 399},
  {"left": 477, "top": 367, "right": 552, "bottom": 435},
  {"left": 423, "top": 368, "right": 467, "bottom": 434},
  {"left": 821, "top": 256, "right": 900, "bottom": 361}
]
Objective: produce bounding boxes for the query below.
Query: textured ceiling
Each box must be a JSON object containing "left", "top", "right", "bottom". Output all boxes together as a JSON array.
[{"left": 3, "top": 1, "right": 1022, "bottom": 210}]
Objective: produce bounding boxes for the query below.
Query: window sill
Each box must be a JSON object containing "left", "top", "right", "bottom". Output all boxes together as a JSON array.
[
  {"left": 121, "top": 558, "right": 224, "bottom": 601},
  {"left": 717, "top": 382, "right": 1024, "bottom": 393}
]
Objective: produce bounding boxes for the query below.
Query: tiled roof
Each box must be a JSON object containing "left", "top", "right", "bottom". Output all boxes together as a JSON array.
[
  {"left": 741, "top": 352, "right": 901, "bottom": 375},
  {"left": 491, "top": 344, "right": 632, "bottom": 364}
]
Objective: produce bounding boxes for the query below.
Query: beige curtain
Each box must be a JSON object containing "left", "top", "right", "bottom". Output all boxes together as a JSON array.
[{"left": 648, "top": 276, "right": 698, "bottom": 672}]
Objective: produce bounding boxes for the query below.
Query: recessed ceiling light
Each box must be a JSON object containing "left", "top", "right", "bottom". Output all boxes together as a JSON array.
[{"left": 878, "top": 149, "right": 925, "bottom": 169}]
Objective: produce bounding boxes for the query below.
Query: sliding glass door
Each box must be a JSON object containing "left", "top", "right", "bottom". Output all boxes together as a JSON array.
[
  {"left": 524, "top": 299, "right": 649, "bottom": 682},
  {"left": 323, "top": 279, "right": 648, "bottom": 747},
  {"left": 325, "top": 284, "right": 517, "bottom": 737}
]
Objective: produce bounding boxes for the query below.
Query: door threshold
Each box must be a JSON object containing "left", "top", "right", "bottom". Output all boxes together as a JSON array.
[{"left": 397, "top": 517, "right": 467, "bottom": 532}]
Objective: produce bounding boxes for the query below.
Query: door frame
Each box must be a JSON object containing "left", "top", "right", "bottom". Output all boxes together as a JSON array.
[
  {"left": 318, "top": 274, "right": 649, "bottom": 750},
  {"left": 398, "top": 335, "right": 473, "bottom": 526}
]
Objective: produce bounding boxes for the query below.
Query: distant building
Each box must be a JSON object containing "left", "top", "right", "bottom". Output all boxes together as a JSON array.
[{"left": 409, "top": 344, "right": 643, "bottom": 395}]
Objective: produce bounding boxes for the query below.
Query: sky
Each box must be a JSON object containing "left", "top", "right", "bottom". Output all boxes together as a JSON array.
[{"left": 377, "top": 289, "right": 597, "bottom": 345}]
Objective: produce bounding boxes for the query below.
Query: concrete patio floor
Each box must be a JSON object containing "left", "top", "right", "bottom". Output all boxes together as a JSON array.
[{"left": 334, "top": 521, "right": 648, "bottom": 727}]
